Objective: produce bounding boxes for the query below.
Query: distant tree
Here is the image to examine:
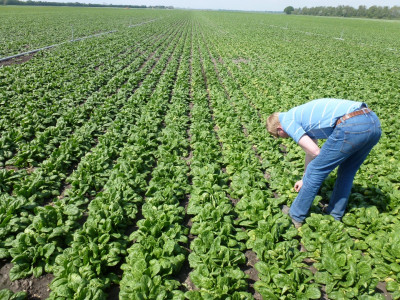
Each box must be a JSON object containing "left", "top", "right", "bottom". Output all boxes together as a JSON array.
[
  {"left": 357, "top": 5, "right": 367, "bottom": 17},
  {"left": 284, "top": 6, "right": 294, "bottom": 15},
  {"left": 381, "top": 6, "right": 390, "bottom": 18},
  {"left": 389, "top": 6, "right": 400, "bottom": 18},
  {"left": 291, "top": 4, "right": 399, "bottom": 19},
  {"left": 367, "top": 5, "right": 379, "bottom": 18}
]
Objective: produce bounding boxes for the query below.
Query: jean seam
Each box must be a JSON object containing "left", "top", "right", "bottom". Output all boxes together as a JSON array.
[{"left": 340, "top": 129, "right": 371, "bottom": 154}]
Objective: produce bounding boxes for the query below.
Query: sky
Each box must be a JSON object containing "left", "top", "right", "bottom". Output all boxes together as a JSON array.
[{"left": 69, "top": 0, "right": 400, "bottom": 11}]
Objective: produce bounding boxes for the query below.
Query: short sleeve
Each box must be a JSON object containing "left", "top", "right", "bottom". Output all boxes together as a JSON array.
[{"left": 279, "top": 113, "right": 306, "bottom": 143}]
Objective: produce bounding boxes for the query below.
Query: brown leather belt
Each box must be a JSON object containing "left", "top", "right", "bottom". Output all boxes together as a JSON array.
[{"left": 336, "top": 107, "right": 372, "bottom": 125}]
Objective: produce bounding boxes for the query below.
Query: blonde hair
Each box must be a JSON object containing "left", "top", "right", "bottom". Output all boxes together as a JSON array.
[{"left": 266, "top": 112, "right": 281, "bottom": 138}]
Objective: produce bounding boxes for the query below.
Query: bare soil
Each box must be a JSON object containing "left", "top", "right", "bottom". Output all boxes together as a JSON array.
[
  {"left": 177, "top": 195, "right": 196, "bottom": 292},
  {"left": 0, "top": 53, "right": 36, "bottom": 67},
  {"left": 227, "top": 192, "right": 240, "bottom": 206},
  {"left": 232, "top": 58, "right": 251, "bottom": 64},
  {"left": 1, "top": 166, "right": 37, "bottom": 174},
  {"left": 183, "top": 150, "right": 193, "bottom": 164},
  {"left": 0, "top": 262, "right": 53, "bottom": 299},
  {"left": 177, "top": 259, "right": 197, "bottom": 293},
  {"left": 56, "top": 184, "right": 72, "bottom": 201},
  {"left": 106, "top": 284, "right": 119, "bottom": 300},
  {"left": 242, "top": 250, "right": 262, "bottom": 300},
  {"left": 376, "top": 281, "right": 394, "bottom": 300}
]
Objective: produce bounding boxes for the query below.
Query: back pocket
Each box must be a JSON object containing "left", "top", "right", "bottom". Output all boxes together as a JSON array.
[{"left": 340, "top": 129, "right": 371, "bottom": 154}]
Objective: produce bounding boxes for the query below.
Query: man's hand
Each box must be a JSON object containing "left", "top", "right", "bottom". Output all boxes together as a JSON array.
[{"left": 294, "top": 180, "right": 303, "bottom": 192}]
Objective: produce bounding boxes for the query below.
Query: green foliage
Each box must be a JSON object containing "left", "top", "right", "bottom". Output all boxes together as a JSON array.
[
  {"left": 0, "top": 289, "right": 27, "bottom": 300},
  {"left": 1, "top": 8, "right": 399, "bottom": 300},
  {"left": 284, "top": 6, "right": 294, "bottom": 15}
]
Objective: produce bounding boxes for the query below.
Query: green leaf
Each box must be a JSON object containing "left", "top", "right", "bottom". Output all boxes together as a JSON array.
[
  {"left": 163, "top": 239, "right": 175, "bottom": 256},
  {"left": 9, "top": 263, "right": 29, "bottom": 281},
  {"left": 272, "top": 273, "right": 292, "bottom": 289},
  {"left": 254, "top": 281, "right": 279, "bottom": 300},
  {"left": 43, "top": 243, "right": 56, "bottom": 259},
  {"left": 390, "top": 263, "right": 400, "bottom": 273},
  {"left": 315, "top": 272, "right": 330, "bottom": 284},
  {"left": 48, "top": 227, "right": 66, "bottom": 239},
  {"left": 255, "top": 261, "right": 269, "bottom": 275},
  {"left": 53, "top": 285, "right": 74, "bottom": 298},
  {"left": 386, "top": 280, "right": 399, "bottom": 292},
  {"left": 342, "top": 214, "right": 356, "bottom": 226},
  {"left": 357, "top": 261, "right": 372, "bottom": 275},
  {"left": 0, "top": 248, "right": 9, "bottom": 259},
  {"left": 0, "top": 289, "right": 13, "bottom": 300},
  {"left": 236, "top": 231, "right": 248, "bottom": 241},
  {"left": 184, "top": 291, "right": 203, "bottom": 300},
  {"left": 150, "top": 260, "right": 161, "bottom": 277},
  {"left": 69, "top": 273, "right": 83, "bottom": 291},
  {"left": 33, "top": 266, "right": 43, "bottom": 278},
  {"left": 50, "top": 277, "right": 68, "bottom": 289},
  {"left": 304, "top": 285, "right": 321, "bottom": 299},
  {"left": 63, "top": 205, "right": 79, "bottom": 216},
  {"left": 336, "top": 253, "right": 346, "bottom": 267},
  {"left": 0, "top": 289, "right": 27, "bottom": 300}
]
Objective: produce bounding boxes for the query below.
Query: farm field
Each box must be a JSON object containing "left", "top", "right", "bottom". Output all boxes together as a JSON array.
[{"left": 1, "top": 6, "right": 400, "bottom": 300}]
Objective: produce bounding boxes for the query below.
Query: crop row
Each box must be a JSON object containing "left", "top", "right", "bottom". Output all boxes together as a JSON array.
[
  {"left": 48, "top": 21, "right": 189, "bottom": 299},
  {"left": 0, "top": 20, "right": 187, "bottom": 282},
  {"left": 0, "top": 19, "right": 183, "bottom": 169},
  {"left": 193, "top": 22, "right": 314, "bottom": 299},
  {"left": 182, "top": 24, "right": 251, "bottom": 299},
  {"left": 120, "top": 27, "right": 191, "bottom": 298},
  {"left": 1, "top": 10, "right": 399, "bottom": 300},
  {"left": 0, "top": 7, "right": 171, "bottom": 57}
]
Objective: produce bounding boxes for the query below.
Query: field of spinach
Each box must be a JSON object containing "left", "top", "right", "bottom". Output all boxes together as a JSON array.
[{"left": 0, "top": 6, "right": 400, "bottom": 300}]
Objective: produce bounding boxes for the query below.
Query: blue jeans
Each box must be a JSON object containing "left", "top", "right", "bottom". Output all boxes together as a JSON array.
[{"left": 290, "top": 110, "right": 381, "bottom": 222}]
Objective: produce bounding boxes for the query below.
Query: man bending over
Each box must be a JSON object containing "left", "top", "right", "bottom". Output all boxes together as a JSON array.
[{"left": 267, "top": 98, "right": 381, "bottom": 227}]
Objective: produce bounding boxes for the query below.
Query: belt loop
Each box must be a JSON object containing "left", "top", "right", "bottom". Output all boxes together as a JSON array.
[{"left": 335, "top": 107, "right": 372, "bottom": 126}]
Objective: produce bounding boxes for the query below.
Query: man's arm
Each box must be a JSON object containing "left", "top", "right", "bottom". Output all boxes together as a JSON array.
[
  {"left": 303, "top": 138, "right": 319, "bottom": 172},
  {"left": 294, "top": 135, "right": 320, "bottom": 192},
  {"left": 298, "top": 135, "right": 320, "bottom": 169}
]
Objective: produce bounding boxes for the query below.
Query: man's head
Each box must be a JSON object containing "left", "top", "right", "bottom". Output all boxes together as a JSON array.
[{"left": 266, "top": 112, "right": 289, "bottom": 138}]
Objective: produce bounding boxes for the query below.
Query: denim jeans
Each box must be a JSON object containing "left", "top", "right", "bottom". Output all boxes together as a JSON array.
[{"left": 290, "top": 110, "right": 381, "bottom": 222}]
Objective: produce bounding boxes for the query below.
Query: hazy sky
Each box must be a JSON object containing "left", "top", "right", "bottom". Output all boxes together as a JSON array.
[{"left": 78, "top": 0, "right": 400, "bottom": 11}]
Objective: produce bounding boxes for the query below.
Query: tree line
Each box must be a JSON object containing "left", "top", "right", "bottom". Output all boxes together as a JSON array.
[
  {"left": 284, "top": 5, "right": 400, "bottom": 19},
  {"left": 2, "top": 0, "right": 173, "bottom": 9}
]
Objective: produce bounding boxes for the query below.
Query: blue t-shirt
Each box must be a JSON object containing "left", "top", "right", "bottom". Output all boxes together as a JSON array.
[{"left": 279, "top": 98, "right": 366, "bottom": 143}]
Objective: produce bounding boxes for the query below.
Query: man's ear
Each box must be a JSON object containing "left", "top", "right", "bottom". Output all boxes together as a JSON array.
[{"left": 276, "top": 126, "right": 282, "bottom": 137}]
